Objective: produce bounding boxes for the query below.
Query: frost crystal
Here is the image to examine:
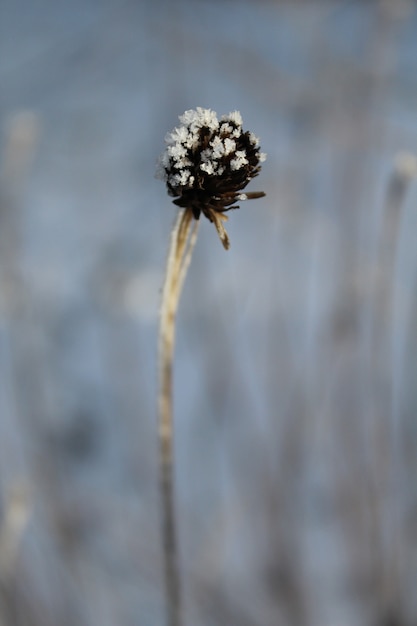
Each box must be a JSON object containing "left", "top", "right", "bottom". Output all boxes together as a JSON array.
[
  {"left": 157, "top": 107, "right": 266, "bottom": 223},
  {"left": 223, "top": 138, "right": 236, "bottom": 156},
  {"left": 224, "top": 110, "right": 242, "bottom": 126},
  {"left": 230, "top": 150, "right": 249, "bottom": 171}
]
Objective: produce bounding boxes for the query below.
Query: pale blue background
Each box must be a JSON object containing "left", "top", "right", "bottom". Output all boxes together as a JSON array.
[{"left": 1, "top": 1, "right": 417, "bottom": 625}]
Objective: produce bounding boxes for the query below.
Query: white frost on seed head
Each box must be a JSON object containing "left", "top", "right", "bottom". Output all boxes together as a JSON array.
[
  {"left": 179, "top": 107, "right": 219, "bottom": 132},
  {"left": 223, "top": 110, "right": 243, "bottom": 126},
  {"left": 200, "top": 148, "right": 212, "bottom": 163},
  {"left": 167, "top": 143, "right": 187, "bottom": 159},
  {"left": 210, "top": 135, "right": 225, "bottom": 159},
  {"left": 178, "top": 109, "right": 198, "bottom": 127},
  {"left": 259, "top": 152, "right": 267, "bottom": 162},
  {"left": 173, "top": 157, "right": 192, "bottom": 169},
  {"left": 197, "top": 107, "right": 219, "bottom": 130},
  {"left": 157, "top": 107, "right": 265, "bottom": 190},
  {"left": 200, "top": 161, "right": 215, "bottom": 175},
  {"left": 171, "top": 169, "right": 193, "bottom": 186},
  {"left": 237, "top": 194, "right": 248, "bottom": 200},
  {"left": 230, "top": 150, "right": 248, "bottom": 171},
  {"left": 163, "top": 108, "right": 221, "bottom": 157},
  {"left": 165, "top": 125, "right": 189, "bottom": 145},
  {"left": 220, "top": 123, "right": 232, "bottom": 135},
  {"left": 223, "top": 138, "right": 236, "bottom": 155}
]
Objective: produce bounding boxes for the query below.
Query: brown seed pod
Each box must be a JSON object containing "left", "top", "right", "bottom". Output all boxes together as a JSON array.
[{"left": 157, "top": 107, "right": 266, "bottom": 248}]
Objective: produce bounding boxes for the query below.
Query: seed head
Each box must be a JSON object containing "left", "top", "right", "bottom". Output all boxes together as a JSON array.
[{"left": 157, "top": 107, "right": 266, "bottom": 248}]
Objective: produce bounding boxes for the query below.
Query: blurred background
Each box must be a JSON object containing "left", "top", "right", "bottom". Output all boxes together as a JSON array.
[{"left": 1, "top": 0, "right": 417, "bottom": 624}]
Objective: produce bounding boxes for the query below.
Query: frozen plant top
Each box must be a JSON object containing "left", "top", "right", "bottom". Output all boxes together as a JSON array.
[{"left": 157, "top": 107, "right": 266, "bottom": 225}]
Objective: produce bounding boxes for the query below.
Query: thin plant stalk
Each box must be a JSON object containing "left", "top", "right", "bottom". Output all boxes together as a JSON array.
[
  {"left": 156, "top": 107, "right": 266, "bottom": 626},
  {"left": 158, "top": 207, "right": 199, "bottom": 626}
]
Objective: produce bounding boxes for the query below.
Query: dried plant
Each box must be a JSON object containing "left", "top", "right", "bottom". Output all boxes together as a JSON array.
[
  {"left": 157, "top": 107, "right": 266, "bottom": 250},
  {"left": 156, "top": 107, "right": 266, "bottom": 626}
]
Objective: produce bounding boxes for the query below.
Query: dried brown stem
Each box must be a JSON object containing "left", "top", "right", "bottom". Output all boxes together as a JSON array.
[{"left": 158, "top": 207, "right": 199, "bottom": 626}]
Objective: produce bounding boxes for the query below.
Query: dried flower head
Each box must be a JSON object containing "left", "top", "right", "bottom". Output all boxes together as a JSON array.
[{"left": 157, "top": 107, "right": 266, "bottom": 249}]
